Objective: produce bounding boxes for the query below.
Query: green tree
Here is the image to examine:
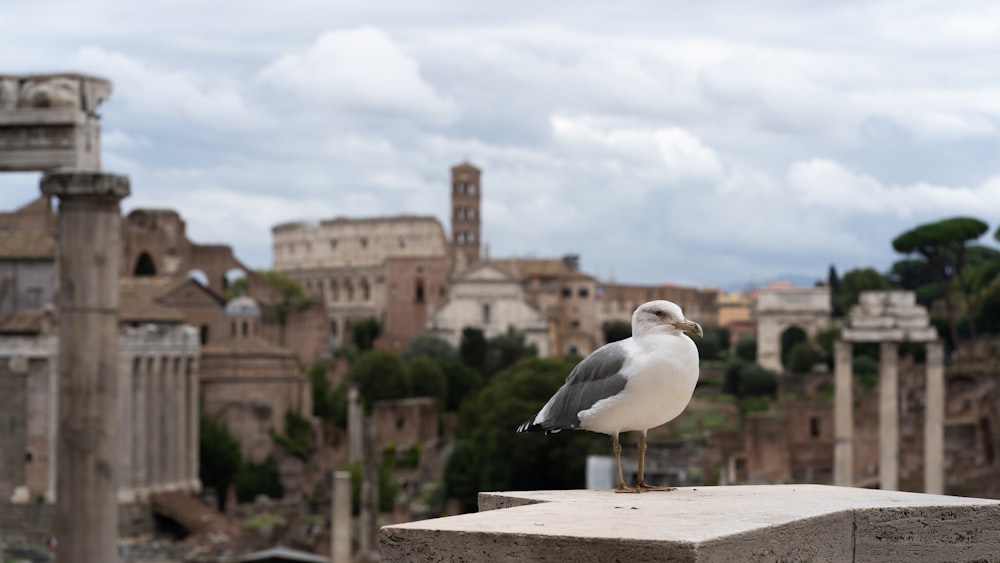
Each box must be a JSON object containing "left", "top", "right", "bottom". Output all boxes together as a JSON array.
[
  {"left": 199, "top": 415, "right": 243, "bottom": 511},
  {"left": 893, "top": 217, "right": 989, "bottom": 351},
  {"left": 269, "top": 410, "right": 316, "bottom": 461},
  {"left": 444, "top": 357, "right": 603, "bottom": 513},
  {"left": 484, "top": 326, "right": 539, "bottom": 376},
  {"left": 403, "top": 334, "right": 457, "bottom": 361},
  {"left": 351, "top": 317, "right": 381, "bottom": 351},
  {"left": 436, "top": 359, "right": 484, "bottom": 411},
  {"left": 310, "top": 362, "right": 347, "bottom": 429},
  {"left": 603, "top": 321, "right": 632, "bottom": 344},
  {"left": 780, "top": 326, "right": 808, "bottom": 370},
  {"left": 350, "top": 350, "right": 411, "bottom": 412},
  {"left": 409, "top": 356, "right": 449, "bottom": 407},
  {"left": 828, "top": 265, "right": 843, "bottom": 317},
  {"left": 695, "top": 325, "right": 730, "bottom": 362},
  {"left": 257, "top": 270, "right": 311, "bottom": 346},
  {"left": 838, "top": 267, "right": 890, "bottom": 315},
  {"left": 787, "top": 341, "right": 821, "bottom": 374},
  {"left": 813, "top": 326, "right": 842, "bottom": 370},
  {"left": 459, "top": 327, "right": 487, "bottom": 371},
  {"left": 734, "top": 335, "right": 757, "bottom": 362},
  {"left": 235, "top": 456, "right": 284, "bottom": 503}
]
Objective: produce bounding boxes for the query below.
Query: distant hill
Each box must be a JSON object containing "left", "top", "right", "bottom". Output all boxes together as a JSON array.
[{"left": 718, "top": 273, "right": 823, "bottom": 292}]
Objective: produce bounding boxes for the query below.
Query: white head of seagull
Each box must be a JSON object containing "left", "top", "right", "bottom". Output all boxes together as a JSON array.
[
  {"left": 631, "top": 300, "right": 704, "bottom": 339},
  {"left": 517, "top": 299, "right": 702, "bottom": 493}
]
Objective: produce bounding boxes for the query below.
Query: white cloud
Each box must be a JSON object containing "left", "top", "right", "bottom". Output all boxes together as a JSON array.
[
  {"left": 71, "top": 47, "right": 263, "bottom": 129},
  {"left": 257, "top": 27, "right": 458, "bottom": 125},
  {"left": 550, "top": 116, "right": 724, "bottom": 183}
]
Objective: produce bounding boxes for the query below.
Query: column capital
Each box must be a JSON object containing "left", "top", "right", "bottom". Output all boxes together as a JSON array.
[{"left": 41, "top": 172, "right": 130, "bottom": 201}]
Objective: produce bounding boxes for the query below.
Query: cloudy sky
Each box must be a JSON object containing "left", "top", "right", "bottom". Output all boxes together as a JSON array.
[{"left": 3, "top": 1, "right": 1000, "bottom": 288}]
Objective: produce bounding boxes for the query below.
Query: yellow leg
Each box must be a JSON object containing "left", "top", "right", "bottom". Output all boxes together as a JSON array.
[
  {"left": 613, "top": 433, "right": 638, "bottom": 493},
  {"left": 635, "top": 430, "right": 673, "bottom": 491}
]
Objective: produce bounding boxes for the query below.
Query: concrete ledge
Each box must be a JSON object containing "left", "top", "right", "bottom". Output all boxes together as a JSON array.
[{"left": 380, "top": 485, "right": 1000, "bottom": 562}]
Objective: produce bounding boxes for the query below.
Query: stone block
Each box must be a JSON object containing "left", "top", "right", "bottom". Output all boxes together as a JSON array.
[
  {"left": 380, "top": 485, "right": 1000, "bottom": 562},
  {"left": 0, "top": 73, "right": 110, "bottom": 172}
]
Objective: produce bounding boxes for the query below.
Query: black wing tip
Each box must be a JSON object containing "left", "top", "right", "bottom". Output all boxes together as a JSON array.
[
  {"left": 516, "top": 418, "right": 543, "bottom": 433},
  {"left": 516, "top": 418, "right": 570, "bottom": 434}
]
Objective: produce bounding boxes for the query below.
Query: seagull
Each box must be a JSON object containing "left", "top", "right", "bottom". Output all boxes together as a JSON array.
[{"left": 517, "top": 300, "right": 702, "bottom": 493}]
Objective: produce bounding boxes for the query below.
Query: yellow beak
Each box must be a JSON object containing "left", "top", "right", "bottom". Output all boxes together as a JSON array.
[{"left": 675, "top": 319, "right": 703, "bottom": 338}]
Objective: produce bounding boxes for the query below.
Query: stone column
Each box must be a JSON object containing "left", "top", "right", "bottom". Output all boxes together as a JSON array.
[
  {"left": 147, "top": 357, "right": 160, "bottom": 491},
  {"left": 833, "top": 340, "right": 853, "bottom": 486},
  {"left": 332, "top": 470, "right": 352, "bottom": 563},
  {"left": 188, "top": 357, "right": 201, "bottom": 491},
  {"left": 42, "top": 172, "right": 129, "bottom": 563},
  {"left": 166, "top": 357, "right": 178, "bottom": 489},
  {"left": 348, "top": 386, "right": 364, "bottom": 463},
  {"left": 925, "top": 341, "right": 945, "bottom": 494},
  {"left": 879, "top": 341, "right": 899, "bottom": 491},
  {"left": 117, "top": 353, "right": 133, "bottom": 502},
  {"left": 133, "top": 355, "right": 148, "bottom": 496}
]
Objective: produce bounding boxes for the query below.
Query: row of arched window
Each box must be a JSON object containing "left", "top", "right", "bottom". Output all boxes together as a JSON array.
[{"left": 302, "top": 277, "right": 373, "bottom": 303}]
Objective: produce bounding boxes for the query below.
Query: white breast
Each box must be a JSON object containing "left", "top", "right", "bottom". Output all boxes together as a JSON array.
[{"left": 577, "top": 334, "right": 699, "bottom": 435}]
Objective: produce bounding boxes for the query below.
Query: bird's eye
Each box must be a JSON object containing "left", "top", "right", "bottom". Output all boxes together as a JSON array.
[{"left": 653, "top": 310, "right": 664, "bottom": 317}]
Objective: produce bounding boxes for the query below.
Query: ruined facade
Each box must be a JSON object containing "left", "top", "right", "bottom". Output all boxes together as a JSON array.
[
  {"left": 428, "top": 261, "right": 550, "bottom": 356},
  {"left": 596, "top": 282, "right": 719, "bottom": 337},
  {"left": 0, "top": 299, "right": 201, "bottom": 505},
  {"left": 199, "top": 297, "right": 312, "bottom": 463},
  {"left": 272, "top": 215, "right": 451, "bottom": 350}
]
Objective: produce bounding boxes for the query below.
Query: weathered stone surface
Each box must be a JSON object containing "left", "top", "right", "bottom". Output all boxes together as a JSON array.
[
  {"left": 380, "top": 486, "right": 1000, "bottom": 562},
  {"left": 0, "top": 73, "right": 110, "bottom": 172}
]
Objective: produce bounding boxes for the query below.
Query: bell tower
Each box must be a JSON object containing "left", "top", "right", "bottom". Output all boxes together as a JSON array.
[{"left": 450, "top": 162, "right": 481, "bottom": 268}]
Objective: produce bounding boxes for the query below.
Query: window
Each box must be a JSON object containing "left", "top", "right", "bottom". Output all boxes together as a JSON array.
[
  {"left": 568, "top": 345, "right": 579, "bottom": 355},
  {"left": 362, "top": 280, "right": 371, "bottom": 301},
  {"left": 455, "top": 208, "right": 464, "bottom": 220},
  {"left": 467, "top": 232, "right": 476, "bottom": 243},
  {"left": 571, "top": 319, "right": 581, "bottom": 328},
  {"left": 482, "top": 303, "right": 491, "bottom": 323},
  {"left": 810, "top": 417, "right": 820, "bottom": 438},
  {"left": 330, "top": 320, "right": 338, "bottom": 336},
  {"left": 455, "top": 232, "right": 465, "bottom": 243},
  {"left": 360, "top": 237, "right": 368, "bottom": 249},
  {"left": 199, "top": 325, "right": 209, "bottom": 345},
  {"left": 415, "top": 279, "right": 426, "bottom": 303},
  {"left": 578, "top": 287, "right": 590, "bottom": 298},
  {"left": 467, "top": 183, "right": 476, "bottom": 195},
  {"left": 330, "top": 239, "right": 338, "bottom": 249},
  {"left": 561, "top": 288, "right": 572, "bottom": 298},
  {"left": 242, "top": 321, "right": 249, "bottom": 337},
  {"left": 399, "top": 235, "right": 407, "bottom": 247},
  {"left": 467, "top": 207, "right": 476, "bottom": 220}
]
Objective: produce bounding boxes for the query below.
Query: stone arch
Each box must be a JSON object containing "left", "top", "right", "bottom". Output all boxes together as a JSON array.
[
  {"left": 756, "top": 287, "right": 831, "bottom": 372},
  {"left": 780, "top": 325, "right": 809, "bottom": 370},
  {"left": 187, "top": 268, "right": 208, "bottom": 286},
  {"left": 222, "top": 267, "right": 247, "bottom": 294},
  {"left": 134, "top": 252, "right": 156, "bottom": 276}
]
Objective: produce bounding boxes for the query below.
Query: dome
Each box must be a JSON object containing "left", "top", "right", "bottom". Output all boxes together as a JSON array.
[{"left": 224, "top": 296, "right": 261, "bottom": 318}]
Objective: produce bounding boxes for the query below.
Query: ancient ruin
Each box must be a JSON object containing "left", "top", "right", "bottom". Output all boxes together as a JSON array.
[
  {"left": 755, "top": 286, "right": 831, "bottom": 372},
  {"left": 834, "top": 290, "right": 943, "bottom": 493}
]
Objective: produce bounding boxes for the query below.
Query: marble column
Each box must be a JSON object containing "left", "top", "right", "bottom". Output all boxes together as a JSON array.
[
  {"left": 925, "top": 341, "right": 945, "bottom": 494},
  {"left": 117, "top": 354, "right": 133, "bottom": 501},
  {"left": 133, "top": 356, "right": 148, "bottom": 496},
  {"left": 188, "top": 358, "right": 201, "bottom": 491},
  {"left": 166, "top": 357, "right": 178, "bottom": 489},
  {"left": 332, "top": 470, "right": 352, "bottom": 563},
  {"left": 147, "top": 356, "right": 160, "bottom": 491},
  {"left": 43, "top": 172, "right": 129, "bottom": 563},
  {"left": 879, "top": 341, "right": 899, "bottom": 491},
  {"left": 833, "top": 340, "right": 854, "bottom": 486}
]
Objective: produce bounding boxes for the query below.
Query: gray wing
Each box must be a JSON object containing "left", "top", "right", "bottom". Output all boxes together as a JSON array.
[{"left": 517, "top": 341, "right": 629, "bottom": 433}]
